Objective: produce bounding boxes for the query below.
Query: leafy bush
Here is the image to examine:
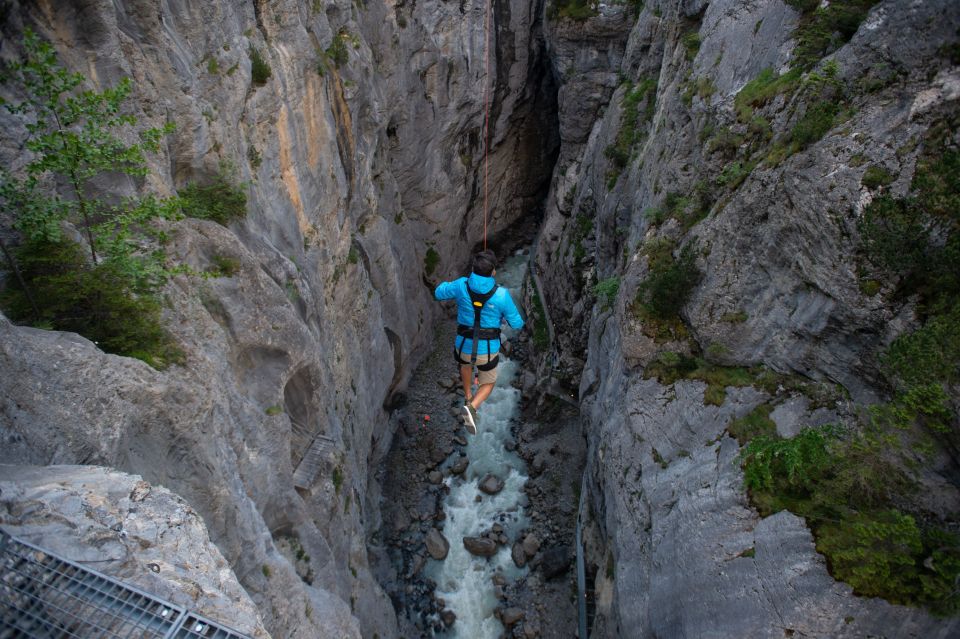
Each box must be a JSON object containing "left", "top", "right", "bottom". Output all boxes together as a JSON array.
[
  {"left": 681, "top": 31, "right": 701, "bottom": 61},
  {"left": 789, "top": 100, "right": 841, "bottom": 150},
  {"left": 605, "top": 78, "right": 657, "bottom": 185},
  {"left": 326, "top": 34, "right": 349, "bottom": 67},
  {"left": 788, "top": 0, "right": 881, "bottom": 70},
  {"left": 207, "top": 254, "right": 241, "bottom": 278},
  {"left": 549, "top": 0, "right": 598, "bottom": 21},
  {"left": 0, "top": 239, "right": 181, "bottom": 368},
  {"left": 740, "top": 425, "right": 835, "bottom": 497},
  {"left": 716, "top": 161, "right": 755, "bottom": 189},
  {"left": 593, "top": 276, "right": 620, "bottom": 309},
  {"left": 862, "top": 165, "right": 895, "bottom": 189},
  {"left": 249, "top": 47, "right": 271, "bottom": 85},
  {"left": 728, "top": 404, "right": 776, "bottom": 444},
  {"left": 734, "top": 67, "right": 801, "bottom": 122},
  {"left": 423, "top": 247, "right": 440, "bottom": 276},
  {"left": 636, "top": 241, "right": 702, "bottom": 320},
  {"left": 644, "top": 352, "right": 753, "bottom": 406},
  {"left": 179, "top": 172, "right": 248, "bottom": 225}
]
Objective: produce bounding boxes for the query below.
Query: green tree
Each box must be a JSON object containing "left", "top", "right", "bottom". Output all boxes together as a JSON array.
[
  {"left": 0, "top": 30, "right": 181, "bottom": 367},
  {"left": 1, "top": 29, "right": 177, "bottom": 292}
]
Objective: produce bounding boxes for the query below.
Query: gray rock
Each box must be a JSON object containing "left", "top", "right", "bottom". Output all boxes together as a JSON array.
[
  {"left": 427, "top": 471, "right": 443, "bottom": 485},
  {"left": 539, "top": 546, "right": 571, "bottom": 580},
  {"left": 462, "top": 536, "right": 498, "bottom": 557},
  {"left": 479, "top": 474, "right": 505, "bottom": 495},
  {"left": 522, "top": 533, "right": 541, "bottom": 557},
  {"left": 450, "top": 458, "right": 469, "bottom": 475},
  {"left": 511, "top": 541, "right": 527, "bottom": 568},
  {"left": 425, "top": 529, "right": 449, "bottom": 561},
  {"left": 499, "top": 606, "right": 524, "bottom": 626}
]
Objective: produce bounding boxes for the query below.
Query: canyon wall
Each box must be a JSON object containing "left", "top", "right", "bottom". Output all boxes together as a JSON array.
[
  {"left": 0, "top": 0, "right": 555, "bottom": 636},
  {"left": 535, "top": 0, "right": 960, "bottom": 637}
]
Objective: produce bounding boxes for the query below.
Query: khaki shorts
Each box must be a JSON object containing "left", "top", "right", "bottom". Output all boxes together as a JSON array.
[{"left": 456, "top": 352, "right": 499, "bottom": 385}]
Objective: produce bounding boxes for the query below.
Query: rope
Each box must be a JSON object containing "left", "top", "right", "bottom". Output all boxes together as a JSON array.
[{"left": 482, "top": 0, "right": 491, "bottom": 249}]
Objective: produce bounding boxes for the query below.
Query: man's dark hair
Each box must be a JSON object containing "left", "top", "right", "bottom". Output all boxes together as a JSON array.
[{"left": 472, "top": 249, "right": 497, "bottom": 276}]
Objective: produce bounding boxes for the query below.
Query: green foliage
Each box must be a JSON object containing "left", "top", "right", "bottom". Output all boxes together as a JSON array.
[
  {"left": 0, "top": 30, "right": 180, "bottom": 367},
  {"left": 716, "top": 161, "right": 755, "bottom": 189},
  {"left": 531, "top": 285, "right": 550, "bottom": 351},
  {"left": 326, "top": 32, "right": 350, "bottom": 67},
  {"left": 593, "top": 276, "right": 620, "bottom": 309},
  {"left": 549, "top": 0, "right": 599, "bottom": 21},
  {"left": 862, "top": 165, "right": 895, "bottom": 189},
  {"left": 789, "top": 99, "right": 841, "bottom": 150},
  {"left": 605, "top": 78, "right": 657, "bottom": 186},
  {"left": 247, "top": 145, "right": 262, "bottom": 169},
  {"left": 728, "top": 404, "right": 776, "bottom": 444},
  {"left": 706, "top": 127, "right": 744, "bottom": 156},
  {"left": 249, "top": 47, "right": 271, "bottom": 86},
  {"left": 734, "top": 67, "right": 801, "bottom": 122},
  {"left": 348, "top": 246, "right": 359, "bottom": 265},
  {"left": 681, "top": 31, "right": 701, "bottom": 61},
  {"left": 179, "top": 171, "right": 247, "bottom": 225},
  {"left": 644, "top": 351, "right": 753, "bottom": 406},
  {"left": 207, "top": 254, "right": 241, "bottom": 278},
  {"left": 0, "top": 239, "right": 182, "bottom": 368},
  {"left": 332, "top": 465, "right": 344, "bottom": 493},
  {"left": 423, "top": 247, "right": 439, "bottom": 276},
  {"left": 721, "top": 310, "right": 748, "bottom": 323},
  {"left": 740, "top": 425, "right": 835, "bottom": 497},
  {"left": 206, "top": 56, "right": 219, "bottom": 75},
  {"left": 636, "top": 242, "right": 702, "bottom": 321},
  {"left": 789, "top": 0, "right": 881, "bottom": 70},
  {"left": 265, "top": 405, "right": 283, "bottom": 416},
  {"left": 859, "top": 148, "right": 960, "bottom": 313}
]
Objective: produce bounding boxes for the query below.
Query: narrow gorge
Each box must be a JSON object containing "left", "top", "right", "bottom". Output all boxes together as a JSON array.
[{"left": 1, "top": 1, "right": 959, "bottom": 638}]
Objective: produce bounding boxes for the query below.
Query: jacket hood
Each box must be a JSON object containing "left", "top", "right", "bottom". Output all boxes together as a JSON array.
[{"left": 468, "top": 272, "right": 496, "bottom": 294}]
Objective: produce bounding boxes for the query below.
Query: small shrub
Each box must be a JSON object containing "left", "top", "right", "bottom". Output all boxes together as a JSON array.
[
  {"left": 265, "top": 405, "right": 283, "bottom": 416},
  {"left": 348, "top": 246, "right": 359, "bottom": 265},
  {"left": 207, "top": 254, "right": 241, "bottom": 277},
  {"left": 789, "top": 0, "right": 881, "bottom": 70},
  {"left": 332, "top": 465, "right": 344, "bottom": 493},
  {"left": 862, "top": 165, "right": 895, "bottom": 190},
  {"left": 550, "top": 0, "right": 598, "bottom": 21},
  {"left": 179, "top": 172, "right": 247, "bottom": 225},
  {"left": 0, "top": 239, "right": 182, "bottom": 369},
  {"left": 716, "top": 161, "right": 755, "bottom": 189},
  {"left": 681, "top": 31, "right": 701, "bottom": 61},
  {"left": 721, "top": 310, "right": 748, "bottom": 323},
  {"left": 326, "top": 33, "right": 349, "bottom": 67},
  {"left": 790, "top": 100, "right": 841, "bottom": 150},
  {"left": 262, "top": 564, "right": 271, "bottom": 578},
  {"left": 740, "top": 425, "right": 836, "bottom": 498},
  {"left": 247, "top": 145, "right": 262, "bottom": 169},
  {"left": 636, "top": 242, "right": 702, "bottom": 320},
  {"left": 728, "top": 404, "right": 776, "bottom": 444},
  {"left": 734, "top": 67, "right": 801, "bottom": 122},
  {"left": 207, "top": 57, "right": 219, "bottom": 75},
  {"left": 593, "top": 276, "right": 620, "bottom": 309},
  {"left": 249, "top": 47, "right": 271, "bottom": 86},
  {"left": 424, "top": 247, "right": 440, "bottom": 276}
]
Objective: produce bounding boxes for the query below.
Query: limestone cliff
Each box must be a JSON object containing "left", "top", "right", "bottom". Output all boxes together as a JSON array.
[
  {"left": 0, "top": 0, "right": 555, "bottom": 637},
  {"left": 535, "top": 0, "right": 960, "bottom": 637}
]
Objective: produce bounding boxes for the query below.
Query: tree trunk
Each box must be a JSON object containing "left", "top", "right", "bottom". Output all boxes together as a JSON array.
[{"left": 0, "top": 234, "right": 41, "bottom": 321}]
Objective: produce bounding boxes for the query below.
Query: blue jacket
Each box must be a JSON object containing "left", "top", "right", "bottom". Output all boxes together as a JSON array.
[{"left": 434, "top": 272, "right": 524, "bottom": 355}]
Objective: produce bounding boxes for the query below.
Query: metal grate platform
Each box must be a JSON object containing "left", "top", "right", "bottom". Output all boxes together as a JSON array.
[{"left": 0, "top": 530, "right": 252, "bottom": 639}]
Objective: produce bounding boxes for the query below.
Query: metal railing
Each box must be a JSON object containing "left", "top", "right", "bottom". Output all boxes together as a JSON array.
[{"left": 0, "top": 530, "right": 252, "bottom": 639}]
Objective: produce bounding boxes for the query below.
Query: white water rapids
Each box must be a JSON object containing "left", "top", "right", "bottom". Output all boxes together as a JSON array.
[{"left": 428, "top": 252, "right": 531, "bottom": 638}]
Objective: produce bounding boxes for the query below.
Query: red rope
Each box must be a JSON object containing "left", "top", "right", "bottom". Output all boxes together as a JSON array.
[{"left": 482, "top": 0, "right": 491, "bottom": 250}]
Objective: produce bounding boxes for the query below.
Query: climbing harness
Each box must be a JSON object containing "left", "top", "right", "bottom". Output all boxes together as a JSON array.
[
  {"left": 454, "top": 283, "right": 500, "bottom": 371},
  {"left": 482, "top": 0, "right": 491, "bottom": 249}
]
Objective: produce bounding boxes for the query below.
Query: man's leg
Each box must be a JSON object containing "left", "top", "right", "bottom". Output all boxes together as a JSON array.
[
  {"left": 460, "top": 364, "right": 473, "bottom": 402},
  {"left": 470, "top": 383, "right": 495, "bottom": 409},
  {"left": 469, "top": 353, "right": 498, "bottom": 409}
]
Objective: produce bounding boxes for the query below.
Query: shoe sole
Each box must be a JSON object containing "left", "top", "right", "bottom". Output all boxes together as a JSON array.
[{"left": 462, "top": 405, "right": 477, "bottom": 435}]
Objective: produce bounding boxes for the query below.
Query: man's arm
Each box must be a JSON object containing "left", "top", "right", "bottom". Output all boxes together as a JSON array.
[
  {"left": 434, "top": 278, "right": 461, "bottom": 300},
  {"left": 500, "top": 290, "right": 524, "bottom": 329}
]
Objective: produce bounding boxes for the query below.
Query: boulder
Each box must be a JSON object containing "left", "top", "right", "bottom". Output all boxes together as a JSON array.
[
  {"left": 540, "top": 545, "right": 571, "bottom": 580},
  {"left": 462, "top": 536, "right": 498, "bottom": 557},
  {"left": 499, "top": 607, "right": 524, "bottom": 626},
  {"left": 522, "top": 534, "right": 541, "bottom": 557},
  {"left": 425, "top": 529, "right": 450, "bottom": 560},
  {"left": 479, "top": 474, "right": 505, "bottom": 495},
  {"left": 512, "top": 541, "right": 527, "bottom": 568},
  {"left": 428, "top": 470, "right": 443, "bottom": 485},
  {"left": 450, "top": 458, "right": 469, "bottom": 475},
  {"left": 441, "top": 609, "right": 456, "bottom": 627}
]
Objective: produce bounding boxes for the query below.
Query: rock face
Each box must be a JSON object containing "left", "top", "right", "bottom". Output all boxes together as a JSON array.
[
  {"left": 0, "top": 0, "right": 558, "bottom": 637},
  {"left": 534, "top": 1, "right": 960, "bottom": 638},
  {"left": 0, "top": 465, "right": 271, "bottom": 639}
]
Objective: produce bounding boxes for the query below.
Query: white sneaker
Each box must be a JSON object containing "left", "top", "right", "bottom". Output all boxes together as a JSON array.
[{"left": 462, "top": 404, "right": 478, "bottom": 435}]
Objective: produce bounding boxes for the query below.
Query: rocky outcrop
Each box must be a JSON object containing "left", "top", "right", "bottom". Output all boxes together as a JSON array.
[
  {"left": 0, "top": 0, "right": 558, "bottom": 637},
  {"left": 536, "top": 0, "right": 960, "bottom": 637},
  {"left": 0, "top": 465, "right": 271, "bottom": 639}
]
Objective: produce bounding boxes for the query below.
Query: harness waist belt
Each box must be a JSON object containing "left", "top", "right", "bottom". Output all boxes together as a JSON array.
[{"left": 457, "top": 324, "right": 501, "bottom": 340}]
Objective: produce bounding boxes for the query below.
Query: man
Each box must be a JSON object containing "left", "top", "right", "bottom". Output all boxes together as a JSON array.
[{"left": 434, "top": 249, "right": 524, "bottom": 434}]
